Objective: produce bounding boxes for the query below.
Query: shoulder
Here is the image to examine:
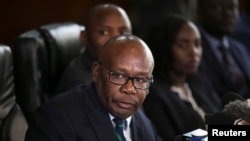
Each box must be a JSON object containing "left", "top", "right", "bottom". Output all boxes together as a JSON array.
[
  {"left": 39, "top": 84, "right": 92, "bottom": 113},
  {"left": 133, "top": 110, "right": 153, "bottom": 127},
  {"left": 133, "top": 108, "right": 149, "bottom": 122},
  {"left": 228, "top": 37, "right": 247, "bottom": 49},
  {"left": 228, "top": 37, "right": 250, "bottom": 57},
  {"left": 132, "top": 109, "right": 158, "bottom": 140}
]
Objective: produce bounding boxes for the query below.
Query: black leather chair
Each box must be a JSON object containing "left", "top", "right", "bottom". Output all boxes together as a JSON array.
[
  {"left": 12, "top": 22, "right": 85, "bottom": 120},
  {"left": 0, "top": 44, "right": 28, "bottom": 141}
]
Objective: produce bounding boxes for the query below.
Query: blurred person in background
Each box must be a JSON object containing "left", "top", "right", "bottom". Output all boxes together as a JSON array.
[
  {"left": 143, "top": 14, "right": 221, "bottom": 141},
  {"left": 231, "top": 0, "right": 250, "bottom": 54},
  {"left": 196, "top": 0, "right": 250, "bottom": 99},
  {"left": 129, "top": 0, "right": 197, "bottom": 39},
  {"left": 55, "top": 3, "right": 132, "bottom": 94}
]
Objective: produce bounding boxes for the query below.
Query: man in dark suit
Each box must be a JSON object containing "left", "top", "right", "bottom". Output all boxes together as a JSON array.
[
  {"left": 55, "top": 3, "right": 132, "bottom": 94},
  {"left": 196, "top": 0, "right": 250, "bottom": 99},
  {"left": 25, "top": 34, "right": 158, "bottom": 141},
  {"left": 231, "top": 0, "right": 250, "bottom": 55}
]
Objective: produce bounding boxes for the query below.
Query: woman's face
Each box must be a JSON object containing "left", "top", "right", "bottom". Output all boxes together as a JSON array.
[{"left": 171, "top": 21, "right": 202, "bottom": 76}]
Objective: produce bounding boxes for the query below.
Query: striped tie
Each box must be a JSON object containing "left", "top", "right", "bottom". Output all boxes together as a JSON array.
[{"left": 113, "top": 118, "right": 126, "bottom": 141}]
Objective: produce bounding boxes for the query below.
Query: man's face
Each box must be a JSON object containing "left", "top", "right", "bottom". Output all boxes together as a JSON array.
[
  {"left": 200, "top": 0, "right": 239, "bottom": 35},
  {"left": 92, "top": 41, "right": 153, "bottom": 119},
  {"left": 86, "top": 8, "right": 132, "bottom": 59}
]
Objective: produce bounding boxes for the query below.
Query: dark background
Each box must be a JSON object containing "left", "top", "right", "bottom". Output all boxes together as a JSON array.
[
  {"left": 0, "top": 0, "right": 245, "bottom": 47},
  {"left": 0, "top": 0, "right": 129, "bottom": 47}
]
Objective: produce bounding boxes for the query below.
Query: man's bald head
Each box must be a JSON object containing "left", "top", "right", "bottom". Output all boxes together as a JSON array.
[
  {"left": 92, "top": 34, "right": 154, "bottom": 119},
  {"left": 99, "top": 34, "right": 154, "bottom": 71},
  {"left": 84, "top": 3, "right": 131, "bottom": 32},
  {"left": 81, "top": 3, "right": 132, "bottom": 60}
]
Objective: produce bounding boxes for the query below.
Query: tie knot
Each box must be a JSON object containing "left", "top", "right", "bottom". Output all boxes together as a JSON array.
[{"left": 113, "top": 118, "right": 126, "bottom": 129}]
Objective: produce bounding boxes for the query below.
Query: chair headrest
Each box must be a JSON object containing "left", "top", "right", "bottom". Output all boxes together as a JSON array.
[
  {"left": 0, "top": 44, "right": 15, "bottom": 119},
  {"left": 39, "top": 22, "right": 85, "bottom": 50}
]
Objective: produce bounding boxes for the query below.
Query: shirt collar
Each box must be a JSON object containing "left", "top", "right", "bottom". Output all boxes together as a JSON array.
[
  {"left": 200, "top": 26, "right": 230, "bottom": 49},
  {"left": 109, "top": 114, "right": 132, "bottom": 129}
]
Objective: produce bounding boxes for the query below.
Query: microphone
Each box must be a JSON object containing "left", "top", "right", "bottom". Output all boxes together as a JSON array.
[
  {"left": 173, "top": 129, "right": 207, "bottom": 141},
  {"left": 221, "top": 92, "right": 245, "bottom": 107},
  {"left": 205, "top": 92, "right": 248, "bottom": 125}
]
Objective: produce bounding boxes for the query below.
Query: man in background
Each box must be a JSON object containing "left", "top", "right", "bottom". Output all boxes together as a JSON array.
[
  {"left": 196, "top": 0, "right": 250, "bottom": 99},
  {"left": 55, "top": 3, "right": 132, "bottom": 94}
]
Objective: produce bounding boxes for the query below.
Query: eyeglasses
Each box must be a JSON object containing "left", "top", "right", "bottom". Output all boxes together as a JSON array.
[{"left": 98, "top": 62, "right": 153, "bottom": 90}]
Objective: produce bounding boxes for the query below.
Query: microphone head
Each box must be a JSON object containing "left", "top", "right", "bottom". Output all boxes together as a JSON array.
[
  {"left": 221, "top": 92, "right": 245, "bottom": 107},
  {"left": 175, "top": 129, "right": 207, "bottom": 141}
]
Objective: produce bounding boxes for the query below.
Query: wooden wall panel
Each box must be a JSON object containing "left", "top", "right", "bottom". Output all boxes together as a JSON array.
[
  {"left": 0, "top": 0, "right": 246, "bottom": 47},
  {"left": 0, "top": 0, "right": 129, "bottom": 46}
]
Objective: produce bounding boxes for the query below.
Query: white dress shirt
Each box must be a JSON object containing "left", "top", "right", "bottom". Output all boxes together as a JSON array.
[{"left": 109, "top": 114, "right": 132, "bottom": 141}]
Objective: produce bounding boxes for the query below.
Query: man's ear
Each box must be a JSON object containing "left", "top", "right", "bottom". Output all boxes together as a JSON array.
[
  {"left": 92, "top": 61, "right": 100, "bottom": 82},
  {"left": 80, "top": 30, "right": 87, "bottom": 46}
]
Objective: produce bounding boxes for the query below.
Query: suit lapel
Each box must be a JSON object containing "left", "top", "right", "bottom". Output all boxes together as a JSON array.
[
  {"left": 130, "top": 113, "right": 144, "bottom": 141},
  {"left": 88, "top": 111, "right": 116, "bottom": 141},
  {"left": 85, "top": 84, "right": 117, "bottom": 141},
  {"left": 229, "top": 41, "right": 250, "bottom": 79},
  {"left": 201, "top": 37, "right": 233, "bottom": 84}
]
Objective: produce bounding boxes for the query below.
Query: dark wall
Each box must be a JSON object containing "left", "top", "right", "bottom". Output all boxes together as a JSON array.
[
  {"left": 0, "top": 0, "right": 129, "bottom": 47},
  {"left": 0, "top": 0, "right": 246, "bottom": 47}
]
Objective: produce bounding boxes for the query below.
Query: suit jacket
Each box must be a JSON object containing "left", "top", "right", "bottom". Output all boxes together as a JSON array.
[
  {"left": 25, "top": 83, "right": 158, "bottom": 141},
  {"left": 198, "top": 28, "right": 250, "bottom": 99},
  {"left": 54, "top": 51, "right": 94, "bottom": 94},
  {"left": 231, "top": 12, "right": 250, "bottom": 54},
  {"left": 143, "top": 74, "right": 222, "bottom": 141}
]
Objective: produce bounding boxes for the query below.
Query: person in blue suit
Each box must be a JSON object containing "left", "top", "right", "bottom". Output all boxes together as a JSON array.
[
  {"left": 196, "top": 0, "right": 250, "bottom": 99},
  {"left": 143, "top": 14, "right": 222, "bottom": 141},
  {"left": 25, "top": 34, "right": 158, "bottom": 141},
  {"left": 231, "top": 0, "right": 250, "bottom": 54}
]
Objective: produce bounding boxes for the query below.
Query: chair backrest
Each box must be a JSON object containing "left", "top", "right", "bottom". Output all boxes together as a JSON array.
[
  {"left": 12, "top": 22, "right": 85, "bottom": 120},
  {"left": 0, "top": 44, "right": 28, "bottom": 141}
]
